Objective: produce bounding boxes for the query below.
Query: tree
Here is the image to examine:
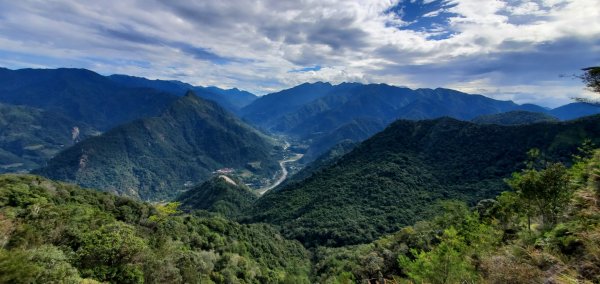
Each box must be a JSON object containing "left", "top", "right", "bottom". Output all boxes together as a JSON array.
[
  {"left": 508, "top": 163, "right": 571, "bottom": 230},
  {"left": 398, "top": 227, "right": 476, "bottom": 284},
  {"left": 76, "top": 223, "right": 148, "bottom": 283},
  {"left": 575, "top": 66, "right": 600, "bottom": 105},
  {"left": 149, "top": 202, "right": 180, "bottom": 223}
]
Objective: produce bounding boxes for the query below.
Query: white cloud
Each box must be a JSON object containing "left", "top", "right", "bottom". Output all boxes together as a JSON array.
[{"left": 0, "top": 0, "right": 598, "bottom": 106}]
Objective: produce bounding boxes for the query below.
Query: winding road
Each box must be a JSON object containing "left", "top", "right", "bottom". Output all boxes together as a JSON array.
[{"left": 257, "top": 153, "right": 303, "bottom": 195}]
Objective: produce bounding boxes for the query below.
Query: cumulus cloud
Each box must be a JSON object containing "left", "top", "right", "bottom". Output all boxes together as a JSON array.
[{"left": 0, "top": 0, "right": 598, "bottom": 106}]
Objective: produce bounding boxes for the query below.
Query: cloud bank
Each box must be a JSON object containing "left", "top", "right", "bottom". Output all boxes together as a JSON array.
[{"left": 0, "top": 0, "right": 598, "bottom": 106}]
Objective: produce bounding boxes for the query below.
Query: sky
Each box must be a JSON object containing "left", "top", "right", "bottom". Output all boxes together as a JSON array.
[{"left": 0, "top": 0, "right": 599, "bottom": 107}]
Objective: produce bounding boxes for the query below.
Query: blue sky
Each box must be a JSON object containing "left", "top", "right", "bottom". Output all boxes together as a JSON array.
[{"left": 0, "top": 0, "right": 598, "bottom": 107}]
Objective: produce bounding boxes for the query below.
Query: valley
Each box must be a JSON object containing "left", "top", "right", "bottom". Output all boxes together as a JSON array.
[{"left": 257, "top": 152, "right": 304, "bottom": 195}]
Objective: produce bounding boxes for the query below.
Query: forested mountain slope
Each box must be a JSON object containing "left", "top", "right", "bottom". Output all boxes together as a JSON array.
[
  {"left": 472, "top": 110, "right": 559, "bottom": 125},
  {"left": 248, "top": 115, "right": 600, "bottom": 247},
  {"left": 177, "top": 176, "right": 258, "bottom": 218},
  {"left": 36, "top": 93, "right": 279, "bottom": 201}
]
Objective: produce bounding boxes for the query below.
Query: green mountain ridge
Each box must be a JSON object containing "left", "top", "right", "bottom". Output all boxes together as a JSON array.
[
  {"left": 177, "top": 176, "right": 258, "bottom": 218},
  {"left": 35, "top": 93, "right": 279, "bottom": 201},
  {"left": 472, "top": 110, "right": 559, "bottom": 125},
  {"left": 248, "top": 115, "right": 600, "bottom": 247}
]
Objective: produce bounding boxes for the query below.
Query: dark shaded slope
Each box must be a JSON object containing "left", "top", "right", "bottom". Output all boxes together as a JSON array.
[
  {"left": 472, "top": 110, "right": 559, "bottom": 125},
  {"left": 248, "top": 115, "right": 600, "bottom": 247}
]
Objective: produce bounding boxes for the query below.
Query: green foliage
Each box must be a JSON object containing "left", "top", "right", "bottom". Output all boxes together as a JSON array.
[
  {"left": 0, "top": 245, "right": 83, "bottom": 283},
  {"left": 149, "top": 202, "right": 181, "bottom": 222},
  {"left": 250, "top": 116, "right": 600, "bottom": 247},
  {"left": 313, "top": 148, "right": 600, "bottom": 283},
  {"left": 0, "top": 174, "right": 311, "bottom": 283},
  {"left": 36, "top": 93, "right": 279, "bottom": 201},
  {"left": 508, "top": 162, "right": 571, "bottom": 229},
  {"left": 177, "top": 177, "right": 257, "bottom": 218},
  {"left": 399, "top": 227, "right": 476, "bottom": 284},
  {"left": 472, "top": 110, "right": 559, "bottom": 125},
  {"left": 76, "top": 223, "right": 147, "bottom": 283},
  {"left": 580, "top": 66, "right": 600, "bottom": 96}
]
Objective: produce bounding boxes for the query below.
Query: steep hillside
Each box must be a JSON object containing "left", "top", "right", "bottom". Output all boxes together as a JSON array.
[
  {"left": 177, "top": 176, "right": 258, "bottom": 218},
  {"left": 0, "top": 67, "right": 177, "bottom": 130},
  {"left": 108, "top": 74, "right": 256, "bottom": 112},
  {"left": 0, "top": 174, "right": 310, "bottom": 283},
  {"left": 248, "top": 115, "right": 600, "bottom": 247},
  {"left": 472, "top": 110, "right": 559, "bottom": 125},
  {"left": 35, "top": 92, "right": 279, "bottom": 201},
  {"left": 0, "top": 103, "right": 97, "bottom": 173},
  {"left": 550, "top": 102, "right": 600, "bottom": 120}
]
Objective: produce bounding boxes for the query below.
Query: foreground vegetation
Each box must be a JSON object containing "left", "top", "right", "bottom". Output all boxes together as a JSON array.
[
  {"left": 0, "top": 175, "right": 310, "bottom": 283},
  {"left": 2, "top": 146, "right": 599, "bottom": 283},
  {"left": 314, "top": 147, "right": 600, "bottom": 283}
]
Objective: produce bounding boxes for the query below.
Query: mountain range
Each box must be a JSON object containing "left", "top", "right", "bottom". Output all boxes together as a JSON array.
[
  {"left": 35, "top": 92, "right": 279, "bottom": 201},
  {"left": 0, "top": 67, "right": 177, "bottom": 131},
  {"left": 240, "top": 82, "right": 600, "bottom": 160},
  {"left": 1, "top": 67, "right": 598, "bottom": 204},
  {"left": 108, "top": 74, "right": 256, "bottom": 112},
  {"left": 2, "top": 66, "right": 600, "bottom": 282}
]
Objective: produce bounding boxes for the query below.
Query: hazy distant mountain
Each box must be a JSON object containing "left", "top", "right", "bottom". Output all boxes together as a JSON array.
[
  {"left": 243, "top": 82, "right": 554, "bottom": 160},
  {"left": 108, "top": 74, "right": 257, "bottom": 112},
  {"left": 0, "top": 103, "right": 98, "bottom": 173},
  {"left": 240, "top": 82, "right": 335, "bottom": 128},
  {"left": 472, "top": 110, "right": 559, "bottom": 125},
  {"left": 178, "top": 176, "right": 258, "bottom": 218},
  {"left": 0, "top": 67, "right": 177, "bottom": 130},
  {"left": 248, "top": 115, "right": 600, "bottom": 247},
  {"left": 549, "top": 102, "right": 600, "bottom": 120},
  {"left": 36, "top": 92, "right": 278, "bottom": 201}
]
